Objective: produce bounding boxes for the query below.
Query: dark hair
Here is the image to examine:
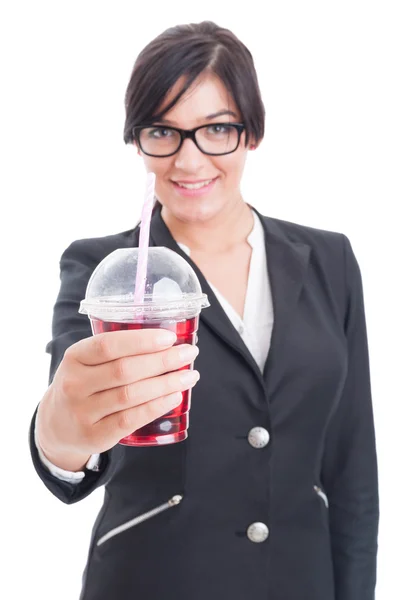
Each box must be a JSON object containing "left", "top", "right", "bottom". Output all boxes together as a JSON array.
[
  {"left": 124, "top": 21, "right": 266, "bottom": 214},
  {"left": 123, "top": 21, "right": 265, "bottom": 147}
]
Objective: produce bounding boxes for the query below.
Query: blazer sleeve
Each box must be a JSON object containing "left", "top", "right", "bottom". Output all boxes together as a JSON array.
[
  {"left": 321, "top": 235, "right": 379, "bottom": 600},
  {"left": 29, "top": 240, "right": 120, "bottom": 505}
]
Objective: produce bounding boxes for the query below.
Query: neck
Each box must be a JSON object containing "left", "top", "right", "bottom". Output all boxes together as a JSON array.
[{"left": 161, "top": 200, "right": 254, "bottom": 254}]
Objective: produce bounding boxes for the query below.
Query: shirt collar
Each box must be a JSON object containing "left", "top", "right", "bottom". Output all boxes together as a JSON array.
[{"left": 246, "top": 208, "right": 263, "bottom": 250}]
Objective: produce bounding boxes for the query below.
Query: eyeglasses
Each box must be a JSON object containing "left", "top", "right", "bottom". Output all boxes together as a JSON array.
[{"left": 132, "top": 123, "right": 245, "bottom": 157}]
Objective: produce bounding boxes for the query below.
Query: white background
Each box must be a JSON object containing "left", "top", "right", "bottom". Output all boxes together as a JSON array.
[{"left": 1, "top": 1, "right": 397, "bottom": 598}]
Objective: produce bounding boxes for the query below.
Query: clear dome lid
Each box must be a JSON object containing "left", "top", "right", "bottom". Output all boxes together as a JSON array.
[{"left": 79, "top": 246, "right": 209, "bottom": 322}]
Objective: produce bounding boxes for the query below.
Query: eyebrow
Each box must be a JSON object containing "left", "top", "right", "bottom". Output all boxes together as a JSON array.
[{"left": 158, "top": 110, "right": 239, "bottom": 126}]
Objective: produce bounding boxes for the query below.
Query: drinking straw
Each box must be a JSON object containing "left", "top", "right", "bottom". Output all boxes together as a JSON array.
[{"left": 134, "top": 172, "right": 156, "bottom": 304}]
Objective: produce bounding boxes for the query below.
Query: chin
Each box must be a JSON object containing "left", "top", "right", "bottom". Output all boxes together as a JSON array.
[{"left": 169, "top": 199, "right": 222, "bottom": 224}]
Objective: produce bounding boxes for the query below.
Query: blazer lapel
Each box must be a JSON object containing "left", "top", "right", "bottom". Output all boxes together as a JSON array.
[
  {"left": 149, "top": 206, "right": 311, "bottom": 391},
  {"left": 149, "top": 207, "right": 255, "bottom": 368},
  {"left": 252, "top": 208, "right": 311, "bottom": 388}
]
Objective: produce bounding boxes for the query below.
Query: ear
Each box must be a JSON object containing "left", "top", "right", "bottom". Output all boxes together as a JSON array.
[{"left": 249, "top": 137, "right": 262, "bottom": 151}]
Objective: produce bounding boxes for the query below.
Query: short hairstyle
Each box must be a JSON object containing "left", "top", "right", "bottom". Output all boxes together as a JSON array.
[{"left": 123, "top": 21, "right": 265, "bottom": 147}]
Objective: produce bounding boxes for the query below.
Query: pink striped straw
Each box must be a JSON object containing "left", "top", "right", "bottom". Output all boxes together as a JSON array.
[{"left": 134, "top": 172, "right": 156, "bottom": 304}]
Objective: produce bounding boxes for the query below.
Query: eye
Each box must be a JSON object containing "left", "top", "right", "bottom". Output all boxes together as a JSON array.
[
  {"left": 148, "top": 127, "right": 175, "bottom": 139},
  {"left": 206, "top": 124, "right": 230, "bottom": 135}
]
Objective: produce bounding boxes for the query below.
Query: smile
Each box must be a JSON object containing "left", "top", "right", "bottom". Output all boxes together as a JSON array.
[
  {"left": 175, "top": 179, "right": 214, "bottom": 190},
  {"left": 171, "top": 177, "right": 219, "bottom": 197}
]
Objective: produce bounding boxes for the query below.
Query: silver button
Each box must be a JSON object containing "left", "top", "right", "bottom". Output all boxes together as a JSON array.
[
  {"left": 238, "top": 324, "right": 245, "bottom": 335},
  {"left": 248, "top": 427, "right": 270, "bottom": 449},
  {"left": 247, "top": 522, "right": 269, "bottom": 543}
]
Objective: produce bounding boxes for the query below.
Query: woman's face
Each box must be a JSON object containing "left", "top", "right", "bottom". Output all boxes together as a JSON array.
[{"left": 136, "top": 72, "right": 256, "bottom": 225}]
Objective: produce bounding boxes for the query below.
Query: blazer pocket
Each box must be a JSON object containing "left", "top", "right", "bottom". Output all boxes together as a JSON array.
[
  {"left": 314, "top": 485, "right": 329, "bottom": 508},
  {"left": 96, "top": 494, "right": 183, "bottom": 547}
]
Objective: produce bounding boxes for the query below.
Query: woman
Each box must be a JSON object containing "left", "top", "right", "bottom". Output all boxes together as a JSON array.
[{"left": 30, "top": 21, "right": 379, "bottom": 600}]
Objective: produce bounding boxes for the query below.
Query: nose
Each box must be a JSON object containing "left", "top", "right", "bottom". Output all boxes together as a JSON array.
[{"left": 173, "top": 137, "right": 207, "bottom": 172}]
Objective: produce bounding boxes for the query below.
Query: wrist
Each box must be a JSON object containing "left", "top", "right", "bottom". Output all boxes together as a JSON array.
[
  {"left": 39, "top": 446, "right": 91, "bottom": 473},
  {"left": 35, "top": 425, "right": 90, "bottom": 472},
  {"left": 35, "top": 406, "right": 91, "bottom": 473}
]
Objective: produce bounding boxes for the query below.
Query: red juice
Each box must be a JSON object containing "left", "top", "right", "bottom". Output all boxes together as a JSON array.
[{"left": 90, "top": 315, "right": 199, "bottom": 446}]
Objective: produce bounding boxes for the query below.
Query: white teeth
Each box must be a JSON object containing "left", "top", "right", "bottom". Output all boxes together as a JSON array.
[{"left": 176, "top": 179, "right": 214, "bottom": 190}]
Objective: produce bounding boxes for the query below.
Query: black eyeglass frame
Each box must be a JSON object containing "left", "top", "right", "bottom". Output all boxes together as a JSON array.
[{"left": 132, "top": 122, "right": 246, "bottom": 157}]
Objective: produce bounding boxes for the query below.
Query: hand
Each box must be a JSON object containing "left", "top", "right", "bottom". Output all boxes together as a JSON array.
[{"left": 36, "top": 329, "right": 199, "bottom": 471}]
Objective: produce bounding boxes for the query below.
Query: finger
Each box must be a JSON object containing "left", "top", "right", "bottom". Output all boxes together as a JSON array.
[
  {"left": 64, "top": 328, "right": 177, "bottom": 366},
  {"left": 84, "top": 343, "right": 199, "bottom": 395},
  {"left": 88, "top": 369, "right": 200, "bottom": 423},
  {"left": 95, "top": 384, "right": 199, "bottom": 444},
  {"left": 94, "top": 390, "right": 184, "bottom": 447}
]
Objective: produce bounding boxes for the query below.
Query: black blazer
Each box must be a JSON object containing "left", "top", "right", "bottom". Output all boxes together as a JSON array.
[{"left": 30, "top": 206, "right": 379, "bottom": 600}]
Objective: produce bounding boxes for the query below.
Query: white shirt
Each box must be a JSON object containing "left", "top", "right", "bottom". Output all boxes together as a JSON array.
[
  {"left": 178, "top": 209, "right": 273, "bottom": 373},
  {"left": 36, "top": 208, "right": 274, "bottom": 482}
]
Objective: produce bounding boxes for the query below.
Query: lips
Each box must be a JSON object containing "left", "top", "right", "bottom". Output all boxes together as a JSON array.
[
  {"left": 171, "top": 177, "right": 219, "bottom": 197},
  {"left": 173, "top": 178, "right": 216, "bottom": 190}
]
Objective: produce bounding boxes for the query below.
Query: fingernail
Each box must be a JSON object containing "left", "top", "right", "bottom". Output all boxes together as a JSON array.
[
  {"left": 156, "top": 331, "right": 177, "bottom": 346},
  {"left": 168, "top": 392, "right": 183, "bottom": 406},
  {"left": 179, "top": 370, "right": 200, "bottom": 386},
  {"left": 178, "top": 345, "right": 199, "bottom": 362}
]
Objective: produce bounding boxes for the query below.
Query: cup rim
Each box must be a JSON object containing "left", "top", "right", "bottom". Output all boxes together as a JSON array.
[{"left": 79, "top": 292, "right": 209, "bottom": 320}]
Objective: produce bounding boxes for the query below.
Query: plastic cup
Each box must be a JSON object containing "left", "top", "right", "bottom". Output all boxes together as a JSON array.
[{"left": 79, "top": 247, "right": 209, "bottom": 447}]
